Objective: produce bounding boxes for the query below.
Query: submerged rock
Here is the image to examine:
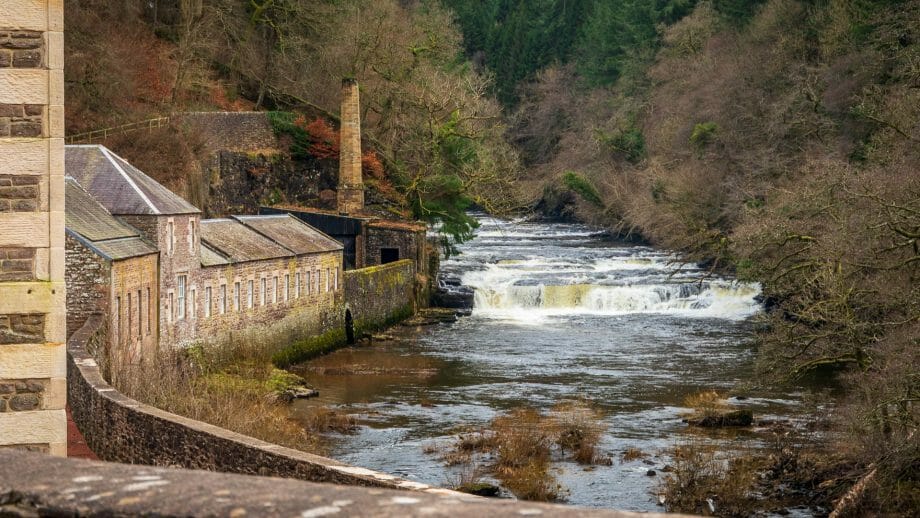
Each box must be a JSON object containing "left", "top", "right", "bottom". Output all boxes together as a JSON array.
[
  {"left": 277, "top": 386, "right": 319, "bottom": 403},
  {"left": 686, "top": 409, "right": 754, "bottom": 427}
]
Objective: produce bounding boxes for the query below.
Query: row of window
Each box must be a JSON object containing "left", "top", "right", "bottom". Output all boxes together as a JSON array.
[
  {"left": 165, "top": 218, "right": 197, "bottom": 258},
  {"left": 168, "top": 267, "right": 339, "bottom": 322},
  {"left": 113, "top": 287, "right": 153, "bottom": 345}
]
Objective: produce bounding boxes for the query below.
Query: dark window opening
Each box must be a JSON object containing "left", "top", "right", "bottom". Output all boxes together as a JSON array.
[{"left": 380, "top": 248, "right": 399, "bottom": 264}]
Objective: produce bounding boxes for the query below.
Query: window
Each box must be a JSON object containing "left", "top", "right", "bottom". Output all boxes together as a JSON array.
[
  {"left": 381, "top": 248, "right": 400, "bottom": 264},
  {"left": 315, "top": 270, "right": 320, "bottom": 293},
  {"left": 167, "top": 220, "right": 174, "bottom": 256},
  {"left": 188, "top": 219, "right": 196, "bottom": 252},
  {"left": 220, "top": 284, "right": 227, "bottom": 314},
  {"left": 234, "top": 281, "right": 241, "bottom": 312},
  {"left": 190, "top": 288, "right": 196, "bottom": 319},
  {"left": 305, "top": 271, "right": 311, "bottom": 295},
  {"left": 295, "top": 272, "right": 300, "bottom": 299},
  {"left": 114, "top": 296, "right": 121, "bottom": 344},
  {"left": 127, "top": 293, "right": 132, "bottom": 340},
  {"left": 137, "top": 290, "right": 142, "bottom": 337},
  {"left": 334, "top": 268, "right": 339, "bottom": 291},
  {"left": 325, "top": 268, "right": 330, "bottom": 292},
  {"left": 284, "top": 274, "right": 290, "bottom": 301},
  {"left": 260, "top": 277, "right": 266, "bottom": 306},
  {"left": 272, "top": 276, "right": 278, "bottom": 303},
  {"left": 247, "top": 280, "right": 254, "bottom": 309},
  {"left": 146, "top": 288, "right": 151, "bottom": 334},
  {"left": 204, "top": 287, "right": 212, "bottom": 318},
  {"left": 177, "top": 275, "right": 187, "bottom": 320}
]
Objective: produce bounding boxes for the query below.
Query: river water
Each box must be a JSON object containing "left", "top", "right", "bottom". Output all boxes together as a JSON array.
[{"left": 292, "top": 216, "right": 804, "bottom": 511}]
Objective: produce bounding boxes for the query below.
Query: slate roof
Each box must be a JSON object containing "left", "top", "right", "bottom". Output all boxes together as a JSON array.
[
  {"left": 64, "top": 177, "right": 158, "bottom": 260},
  {"left": 200, "top": 219, "right": 293, "bottom": 264},
  {"left": 234, "top": 214, "right": 343, "bottom": 254},
  {"left": 200, "top": 242, "right": 231, "bottom": 267},
  {"left": 65, "top": 145, "right": 200, "bottom": 216}
]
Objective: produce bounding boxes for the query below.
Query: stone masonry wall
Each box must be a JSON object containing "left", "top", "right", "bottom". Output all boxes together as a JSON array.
[
  {"left": 195, "top": 251, "right": 344, "bottom": 344},
  {"left": 344, "top": 259, "right": 415, "bottom": 332},
  {"left": 0, "top": 0, "right": 67, "bottom": 456},
  {"left": 65, "top": 314, "right": 447, "bottom": 491},
  {"left": 65, "top": 234, "right": 110, "bottom": 337}
]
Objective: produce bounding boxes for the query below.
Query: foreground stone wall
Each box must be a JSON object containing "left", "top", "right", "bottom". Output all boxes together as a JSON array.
[
  {"left": 66, "top": 315, "right": 431, "bottom": 489},
  {"left": 0, "top": 0, "right": 67, "bottom": 456},
  {"left": 344, "top": 259, "right": 415, "bottom": 332},
  {"left": 0, "top": 449, "right": 679, "bottom": 518}
]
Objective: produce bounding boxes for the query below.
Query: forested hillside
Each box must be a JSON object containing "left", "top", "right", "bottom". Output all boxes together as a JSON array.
[
  {"left": 447, "top": 0, "right": 918, "bottom": 514},
  {"left": 65, "top": 0, "right": 522, "bottom": 245}
]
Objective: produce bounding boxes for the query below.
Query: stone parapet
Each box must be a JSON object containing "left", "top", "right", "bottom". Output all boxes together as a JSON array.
[{"left": 0, "top": 449, "right": 687, "bottom": 517}]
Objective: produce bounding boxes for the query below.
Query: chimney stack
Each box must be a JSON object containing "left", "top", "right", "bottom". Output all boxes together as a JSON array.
[{"left": 337, "top": 78, "right": 364, "bottom": 215}]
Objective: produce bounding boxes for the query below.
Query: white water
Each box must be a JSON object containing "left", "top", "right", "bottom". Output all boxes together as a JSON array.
[{"left": 459, "top": 217, "right": 761, "bottom": 323}]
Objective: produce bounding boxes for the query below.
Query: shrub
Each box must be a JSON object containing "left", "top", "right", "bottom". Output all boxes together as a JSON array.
[
  {"left": 562, "top": 171, "right": 604, "bottom": 207},
  {"left": 689, "top": 121, "right": 719, "bottom": 149},
  {"left": 599, "top": 125, "right": 647, "bottom": 163}
]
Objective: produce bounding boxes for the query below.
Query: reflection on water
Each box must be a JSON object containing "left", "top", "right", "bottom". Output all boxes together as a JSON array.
[{"left": 290, "top": 216, "right": 802, "bottom": 510}]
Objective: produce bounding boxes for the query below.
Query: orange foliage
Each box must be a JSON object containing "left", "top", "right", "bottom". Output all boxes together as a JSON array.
[
  {"left": 362, "top": 150, "right": 385, "bottom": 179},
  {"left": 295, "top": 116, "right": 340, "bottom": 159}
]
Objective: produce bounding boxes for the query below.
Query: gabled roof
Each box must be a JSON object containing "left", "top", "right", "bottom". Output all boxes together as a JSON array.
[
  {"left": 200, "top": 242, "right": 231, "bottom": 267},
  {"left": 64, "top": 177, "right": 158, "bottom": 260},
  {"left": 200, "top": 219, "right": 293, "bottom": 264},
  {"left": 234, "top": 214, "right": 343, "bottom": 254},
  {"left": 65, "top": 145, "right": 200, "bottom": 216}
]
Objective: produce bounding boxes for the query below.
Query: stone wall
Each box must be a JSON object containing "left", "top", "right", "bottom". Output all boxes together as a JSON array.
[
  {"left": 66, "top": 314, "right": 447, "bottom": 491},
  {"left": 65, "top": 234, "right": 109, "bottom": 337},
  {"left": 177, "top": 112, "right": 279, "bottom": 152},
  {"left": 0, "top": 0, "right": 67, "bottom": 456},
  {"left": 110, "top": 252, "right": 159, "bottom": 365},
  {"left": 345, "top": 259, "right": 416, "bottom": 332},
  {"left": 195, "top": 252, "right": 343, "bottom": 343},
  {"left": 0, "top": 449, "right": 667, "bottom": 518}
]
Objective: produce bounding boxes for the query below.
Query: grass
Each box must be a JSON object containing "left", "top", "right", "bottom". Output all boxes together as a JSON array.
[{"left": 431, "top": 401, "right": 609, "bottom": 502}]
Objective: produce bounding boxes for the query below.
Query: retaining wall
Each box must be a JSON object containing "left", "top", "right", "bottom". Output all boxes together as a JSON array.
[
  {"left": 65, "top": 314, "right": 439, "bottom": 491},
  {"left": 344, "top": 259, "right": 416, "bottom": 333}
]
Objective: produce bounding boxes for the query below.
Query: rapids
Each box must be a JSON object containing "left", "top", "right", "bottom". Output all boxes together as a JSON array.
[{"left": 292, "top": 216, "right": 804, "bottom": 511}]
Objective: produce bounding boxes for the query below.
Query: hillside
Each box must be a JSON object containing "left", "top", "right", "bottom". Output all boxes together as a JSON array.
[
  {"left": 64, "top": 0, "right": 523, "bottom": 247},
  {"left": 448, "top": 0, "right": 919, "bottom": 514}
]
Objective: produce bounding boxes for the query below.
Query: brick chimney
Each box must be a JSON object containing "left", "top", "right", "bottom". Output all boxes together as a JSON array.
[{"left": 337, "top": 78, "right": 364, "bottom": 215}]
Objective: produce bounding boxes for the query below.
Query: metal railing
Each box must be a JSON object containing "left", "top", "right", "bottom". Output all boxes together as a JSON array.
[{"left": 65, "top": 116, "right": 171, "bottom": 144}]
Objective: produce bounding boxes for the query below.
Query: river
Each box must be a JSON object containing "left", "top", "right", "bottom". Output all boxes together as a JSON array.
[{"left": 291, "top": 216, "right": 805, "bottom": 511}]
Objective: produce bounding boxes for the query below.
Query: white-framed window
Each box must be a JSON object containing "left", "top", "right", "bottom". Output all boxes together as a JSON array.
[
  {"left": 220, "top": 284, "right": 227, "bottom": 314},
  {"left": 177, "top": 275, "right": 187, "bottom": 320},
  {"left": 127, "top": 293, "right": 132, "bottom": 340},
  {"left": 146, "top": 288, "right": 151, "bottom": 334},
  {"left": 204, "top": 286, "right": 212, "bottom": 318},
  {"left": 247, "top": 280, "right": 254, "bottom": 309},
  {"left": 284, "top": 273, "right": 290, "bottom": 301},
  {"left": 190, "top": 288, "right": 196, "bottom": 319},
  {"left": 114, "top": 296, "right": 121, "bottom": 345},
  {"left": 334, "top": 267, "right": 339, "bottom": 291},
  {"left": 305, "top": 271, "right": 311, "bottom": 295},
  {"left": 295, "top": 272, "right": 300, "bottom": 299},
  {"left": 272, "top": 275, "right": 278, "bottom": 303},
  {"left": 325, "top": 268, "right": 330, "bottom": 292},
  {"left": 166, "top": 219, "right": 175, "bottom": 256},
  {"left": 234, "top": 281, "right": 241, "bottom": 312},
  {"left": 188, "top": 219, "right": 196, "bottom": 252},
  {"left": 137, "top": 289, "right": 142, "bottom": 337},
  {"left": 260, "top": 277, "right": 266, "bottom": 306}
]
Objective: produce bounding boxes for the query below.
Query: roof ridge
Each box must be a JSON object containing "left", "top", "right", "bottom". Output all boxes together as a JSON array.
[{"left": 98, "top": 146, "right": 161, "bottom": 215}]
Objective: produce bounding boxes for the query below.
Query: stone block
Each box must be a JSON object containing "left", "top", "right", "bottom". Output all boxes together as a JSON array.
[
  {"left": 12, "top": 200, "right": 37, "bottom": 211},
  {"left": 11, "top": 50, "right": 41, "bottom": 68},
  {"left": 11, "top": 175, "right": 38, "bottom": 186},
  {"left": 0, "top": 399, "right": 6, "bottom": 412},
  {"left": 10, "top": 120, "right": 41, "bottom": 137},
  {"left": 0, "top": 383, "right": 14, "bottom": 394},
  {"left": 0, "top": 51, "right": 9, "bottom": 67},
  {"left": 0, "top": 185, "right": 37, "bottom": 199},
  {"left": 9, "top": 394, "right": 40, "bottom": 411},
  {"left": 0, "top": 117, "right": 8, "bottom": 137},
  {"left": 0, "top": 104, "right": 21, "bottom": 117}
]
